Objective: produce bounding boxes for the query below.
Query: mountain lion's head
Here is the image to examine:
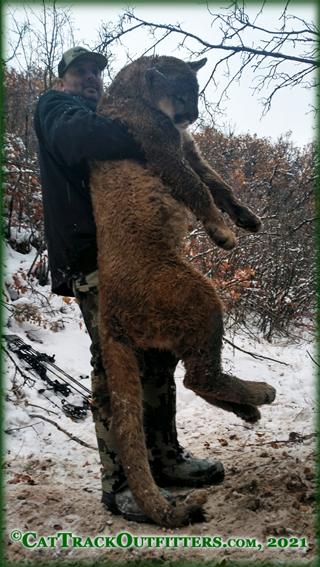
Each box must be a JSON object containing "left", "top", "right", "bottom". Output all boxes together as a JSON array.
[
  {"left": 144, "top": 57, "right": 207, "bottom": 132},
  {"left": 106, "top": 56, "right": 207, "bottom": 133}
]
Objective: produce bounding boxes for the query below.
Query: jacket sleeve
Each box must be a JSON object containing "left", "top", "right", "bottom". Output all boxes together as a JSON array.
[{"left": 34, "top": 90, "right": 143, "bottom": 166}]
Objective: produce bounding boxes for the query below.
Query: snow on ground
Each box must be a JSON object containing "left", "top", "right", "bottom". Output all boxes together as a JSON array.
[
  {"left": 3, "top": 243, "right": 316, "bottom": 466},
  {"left": 2, "top": 243, "right": 318, "bottom": 565}
]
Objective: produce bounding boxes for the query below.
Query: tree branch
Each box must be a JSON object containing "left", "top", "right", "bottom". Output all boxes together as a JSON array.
[
  {"left": 29, "top": 413, "right": 98, "bottom": 450},
  {"left": 223, "top": 337, "right": 290, "bottom": 365},
  {"left": 119, "top": 13, "right": 319, "bottom": 68}
]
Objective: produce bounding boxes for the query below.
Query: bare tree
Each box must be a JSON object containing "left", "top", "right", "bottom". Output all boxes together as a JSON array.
[
  {"left": 3, "top": 1, "right": 77, "bottom": 258},
  {"left": 95, "top": 1, "right": 319, "bottom": 120},
  {"left": 4, "top": 0, "right": 76, "bottom": 90},
  {"left": 3, "top": 1, "right": 317, "bottom": 337},
  {"left": 184, "top": 129, "right": 316, "bottom": 339}
]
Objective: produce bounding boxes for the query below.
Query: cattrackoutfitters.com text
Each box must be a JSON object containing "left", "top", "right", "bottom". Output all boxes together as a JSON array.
[
  {"left": 11, "top": 531, "right": 308, "bottom": 550},
  {"left": 17, "top": 532, "right": 262, "bottom": 549}
]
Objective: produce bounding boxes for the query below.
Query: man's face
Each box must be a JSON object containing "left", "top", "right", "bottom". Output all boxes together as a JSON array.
[{"left": 57, "top": 59, "right": 104, "bottom": 102}]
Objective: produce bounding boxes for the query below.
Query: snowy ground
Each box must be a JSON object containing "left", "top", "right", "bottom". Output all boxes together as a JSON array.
[{"left": 2, "top": 243, "right": 318, "bottom": 565}]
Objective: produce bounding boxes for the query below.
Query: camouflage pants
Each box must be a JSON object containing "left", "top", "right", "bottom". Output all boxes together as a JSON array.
[{"left": 72, "top": 269, "right": 182, "bottom": 493}]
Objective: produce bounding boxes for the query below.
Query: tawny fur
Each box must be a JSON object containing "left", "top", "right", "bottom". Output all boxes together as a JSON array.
[{"left": 90, "top": 55, "right": 275, "bottom": 528}]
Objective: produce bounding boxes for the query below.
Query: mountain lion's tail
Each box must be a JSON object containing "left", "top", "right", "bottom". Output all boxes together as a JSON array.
[{"left": 101, "top": 334, "right": 206, "bottom": 528}]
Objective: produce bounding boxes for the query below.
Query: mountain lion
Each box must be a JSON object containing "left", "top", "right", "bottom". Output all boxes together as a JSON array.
[{"left": 90, "top": 55, "right": 275, "bottom": 528}]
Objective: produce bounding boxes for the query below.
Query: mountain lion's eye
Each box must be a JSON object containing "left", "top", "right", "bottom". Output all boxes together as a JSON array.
[{"left": 174, "top": 95, "right": 186, "bottom": 104}]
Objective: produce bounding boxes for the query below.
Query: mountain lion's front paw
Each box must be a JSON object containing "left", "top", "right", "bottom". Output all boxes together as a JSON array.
[
  {"left": 235, "top": 208, "right": 262, "bottom": 233},
  {"left": 204, "top": 223, "right": 237, "bottom": 250}
]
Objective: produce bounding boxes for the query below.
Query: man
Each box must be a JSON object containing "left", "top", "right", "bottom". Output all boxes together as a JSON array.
[{"left": 34, "top": 46, "right": 224, "bottom": 523}]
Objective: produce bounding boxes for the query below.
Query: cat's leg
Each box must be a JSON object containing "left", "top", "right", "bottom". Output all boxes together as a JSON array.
[
  {"left": 180, "top": 294, "right": 276, "bottom": 418},
  {"left": 151, "top": 261, "right": 275, "bottom": 420},
  {"left": 182, "top": 131, "right": 262, "bottom": 233}
]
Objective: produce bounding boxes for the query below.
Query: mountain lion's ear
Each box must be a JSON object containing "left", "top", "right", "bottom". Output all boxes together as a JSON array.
[
  {"left": 145, "top": 68, "right": 169, "bottom": 90},
  {"left": 188, "top": 58, "right": 207, "bottom": 72}
]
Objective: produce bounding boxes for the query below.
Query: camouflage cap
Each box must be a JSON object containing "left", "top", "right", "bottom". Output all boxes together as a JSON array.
[{"left": 58, "top": 46, "right": 107, "bottom": 78}]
